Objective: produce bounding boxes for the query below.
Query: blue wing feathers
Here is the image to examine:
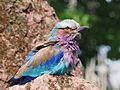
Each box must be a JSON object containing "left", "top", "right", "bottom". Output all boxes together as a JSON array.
[
  {"left": 24, "top": 50, "right": 39, "bottom": 63},
  {"left": 22, "top": 49, "right": 63, "bottom": 77},
  {"left": 8, "top": 47, "right": 65, "bottom": 86}
]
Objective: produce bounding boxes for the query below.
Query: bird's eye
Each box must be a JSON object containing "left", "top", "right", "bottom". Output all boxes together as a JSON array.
[
  {"left": 58, "top": 27, "right": 73, "bottom": 30},
  {"left": 65, "top": 26, "right": 70, "bottom": 30},
  {"left": 58, "top": 27, "right": 70, "bottom": 30}
]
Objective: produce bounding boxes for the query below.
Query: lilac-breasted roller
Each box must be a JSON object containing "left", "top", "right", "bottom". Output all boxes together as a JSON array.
[{"left": 7, "top": 19, "right": 88, "bottom": 86}]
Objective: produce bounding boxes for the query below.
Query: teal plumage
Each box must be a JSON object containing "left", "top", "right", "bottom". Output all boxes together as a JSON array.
[{"left": 7, "top": 19, "right": 88, "bottom": 86}]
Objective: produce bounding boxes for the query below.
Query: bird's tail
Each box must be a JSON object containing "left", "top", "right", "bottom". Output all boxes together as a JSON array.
[{"left": 6, "top": 76, "right": 37, "bottom": 87}]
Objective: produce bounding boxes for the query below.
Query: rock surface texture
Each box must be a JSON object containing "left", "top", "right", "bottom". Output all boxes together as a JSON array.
[{"left": 0, "top": 0, "right": 58, "bottom": 89}]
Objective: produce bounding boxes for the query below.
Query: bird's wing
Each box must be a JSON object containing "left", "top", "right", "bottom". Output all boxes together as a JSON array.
[
  {"left": 24, "top": 40, "right": 59, "bottom": 63},
  {"left": 14, "top": 43, "right": 61, "bottom": 79},
  {"left": 32, "top": 40, "right": 59, "bottom": 50}
]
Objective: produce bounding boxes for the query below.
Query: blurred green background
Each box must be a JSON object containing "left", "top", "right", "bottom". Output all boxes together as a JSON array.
[{"left": 48, "top": 0, "right": 120, "bottom": 66}]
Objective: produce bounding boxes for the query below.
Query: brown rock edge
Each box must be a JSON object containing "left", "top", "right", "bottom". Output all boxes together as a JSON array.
[{"left": 7, "top": 74, "right": 100, "bottom": 90}]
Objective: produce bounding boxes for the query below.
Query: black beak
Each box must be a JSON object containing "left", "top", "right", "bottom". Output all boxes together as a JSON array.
[{"left": 76, "top": 26, "right": 88, "bottom": 32}]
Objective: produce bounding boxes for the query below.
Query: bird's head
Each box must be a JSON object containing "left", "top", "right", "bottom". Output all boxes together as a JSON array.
[{"left": 49, "top": 19, "right": 88, "bottom": 41}]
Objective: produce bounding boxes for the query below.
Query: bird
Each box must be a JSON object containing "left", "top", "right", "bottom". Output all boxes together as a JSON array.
[{"left": 6, "top": 19, "right": 88, "bottom": 86}]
